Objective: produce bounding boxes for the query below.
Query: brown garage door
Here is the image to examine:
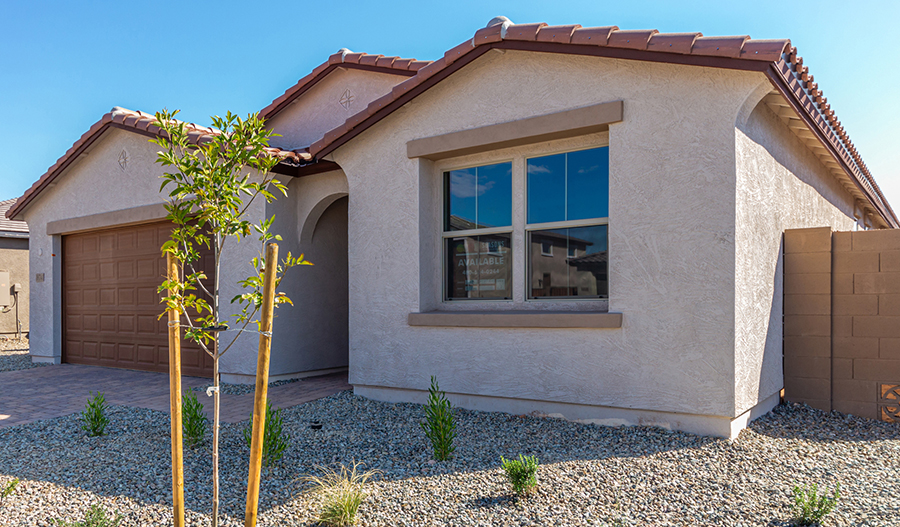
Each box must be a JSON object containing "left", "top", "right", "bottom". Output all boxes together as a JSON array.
[{"left": 63, "top": 221, "right": 214, "bottom": 377}]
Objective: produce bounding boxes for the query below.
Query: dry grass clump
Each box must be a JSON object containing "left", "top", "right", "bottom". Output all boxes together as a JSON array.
[{"left": 298, "top": 461, "right": 380, "bottom": 526}]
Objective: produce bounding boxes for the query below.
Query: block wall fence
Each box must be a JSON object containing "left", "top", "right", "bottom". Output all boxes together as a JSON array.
[{"left": 784, "top": 226, "right": 900, "bottom": 422}]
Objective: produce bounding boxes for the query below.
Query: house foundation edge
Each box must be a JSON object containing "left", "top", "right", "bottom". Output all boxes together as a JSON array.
[{"left": 354, "top": 384, "right": 781, "bottom": 438}]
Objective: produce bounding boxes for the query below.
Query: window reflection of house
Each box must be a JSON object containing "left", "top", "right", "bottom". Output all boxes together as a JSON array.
[
  {"left": 446, "top": 215, "right": 512, "bottom": 300},
  {"left": 529, "top": 228, "right": 607, "bottom": 298}
]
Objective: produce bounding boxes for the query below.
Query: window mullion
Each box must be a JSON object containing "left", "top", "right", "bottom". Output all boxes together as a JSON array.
[
  {"left": 474, "top": 166, "right": 478, "bottom": 229},
  {"left": 564, "top": 152, "right": 568, "bottom": 222}
]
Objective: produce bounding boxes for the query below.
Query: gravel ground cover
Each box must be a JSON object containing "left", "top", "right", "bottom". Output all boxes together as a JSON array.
[
  {"left": 0, "top": 337, "right": 46, "bottom": 372},
  {"left": 1, "top": 391, "right": 898, "bottom": 526}
]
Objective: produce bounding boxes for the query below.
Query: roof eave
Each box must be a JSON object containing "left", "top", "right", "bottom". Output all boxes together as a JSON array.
[
  {"left": 310, "top": 38, "right": 896, "bottom": 229},
  {"left": 260, "top": 63, "right": 418, "bottom": 122}
]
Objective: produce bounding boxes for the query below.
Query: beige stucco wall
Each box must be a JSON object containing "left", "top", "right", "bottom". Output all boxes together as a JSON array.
[
  {"left": 733, "top": 102, "right": 857, "bottom": 415},
  {"left": 267, "top": 68, "right": 406, "bottom": 150},
  {"left": 0, "top": 237, "right": 29, "bottom": 334},
  {"left": 329, "top": 49, "right": 778, "bottom": 430},
  {"left": 265, "top": 170, "right": 349, "bottom": 377},
  {"left": 19, "top": 128, "right": 262, "bottom": 374}
]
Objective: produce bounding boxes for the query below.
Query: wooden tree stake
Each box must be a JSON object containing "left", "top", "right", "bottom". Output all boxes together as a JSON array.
[
  {"left": 167, "top": 253, "right": 185, "bottom": 527},
  {"left": 244, "top": 243, "right": 279, "bottom": 527}
]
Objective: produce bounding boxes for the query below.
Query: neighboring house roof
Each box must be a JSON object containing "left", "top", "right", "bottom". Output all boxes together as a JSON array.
[
  {"left": 309, "top": 18, "right": 897, "bottom": 228},
  {"left": 0, "top": 198, "right": 28, "bottom": 237},
  {"left": 5, "top": 107, "right": 311, "bottom": 221},
  {"left": 259, "top": 49, "right": 429, "bottom": 121}
]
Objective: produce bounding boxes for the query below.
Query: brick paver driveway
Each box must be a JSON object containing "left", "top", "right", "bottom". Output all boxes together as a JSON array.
[{"left": 0, "top": 364, "right": 350, "bottom": 428}]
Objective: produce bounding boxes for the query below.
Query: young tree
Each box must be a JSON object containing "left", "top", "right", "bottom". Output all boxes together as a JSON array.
[{"left": 154, "top": 109, "right": 310, "bottom": 526}]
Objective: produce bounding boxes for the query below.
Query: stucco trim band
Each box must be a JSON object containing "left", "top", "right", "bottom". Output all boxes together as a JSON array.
[
  {"left": 407, "top": 310, "right": 622, "bottom": 328},
  {"left": 406, "top": 100, "right": 623, "bottom": 160},
  {"left": 46, "top": 203, "right": 169, "bottom": 235}
]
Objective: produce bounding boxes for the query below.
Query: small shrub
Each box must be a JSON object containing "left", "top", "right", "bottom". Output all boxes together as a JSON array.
[
  {"left": 500, "top": 454, "right": 539, "bottom": 496},
  {"left": 243, "top": 400, "right": 290, "bottom": 467},
  {"left": 182, "top": 389, "right": 207, "bottom": 448},
  {"left": 420, "top": 376, "right": 456, "bottom": 461},
  {"left": 55, "top": 504, "right": 123, "bottom": 527},
  {"left": 1, "top": 477, "right": 19, "bottom": 508},
  {"left": 299, "top": 461, "right": 380, "bottom": 527},
  {"left": 792, "top": 482, "right": 839, "bottom": 526},
  {"left": 80, "top": 392, "right": 109, "bottom": 437}
]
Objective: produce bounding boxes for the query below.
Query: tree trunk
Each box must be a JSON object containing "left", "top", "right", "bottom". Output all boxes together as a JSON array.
[
  {"left": 211, "top": 351, "right": 220, "bottom": 527},
  {"left": 211, "top": 232, "right": 222, "bottom": 527}
]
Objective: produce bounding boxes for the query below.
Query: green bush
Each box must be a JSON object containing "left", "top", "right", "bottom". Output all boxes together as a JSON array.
[
  {"left": 243, "top": 400, "right": 290, "bottom": 467},
  {"left": 55, "top": 504, "right": 123, "bottom": 527},
  {"left": 500, "top": 454, "right": 539, "bottom": 496},
  {"left": 1, "top": 477, "right": 19, "bottom": 508},
  {"left": 80, "top": 392, "right": 109, "bottom": 437},
  {"left": 420, "top": 376, "right": 456, "bottom": 461},
  {"left": 299, "top": 462, "right": 380, "bottom": 527},
  {"left": 182, "top": 389, "right": 207, "bottom": 448},
  {"left": 792, "top": 482, "right": 839, "bottom": 526}
]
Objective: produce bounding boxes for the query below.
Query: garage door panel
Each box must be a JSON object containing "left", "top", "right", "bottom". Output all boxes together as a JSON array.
[
  {"left": 100, "top": 343, "right": 116, "bottom": 360},
  {"left": 84, "top": 289, "right": 99, "bottom": 306},
  {"left": 67, "top": 340, "right": 82, "bottom": 358},
  {"left": 182, "top": 348, "right": 202, "bottom": 369},
  {"left": 64, "top": 221, "right": 215, "bottom": 377},
  {"left": 81, "top": 235, "right": 97, "bottom": 255},
  {"left": 66, "top": 264, "right": 82, "bottom": 282},
  {"left": 118, "top": 288, "right": 135, "bottom": 305},
  {"left": 135, "top": 228, "right": 156, "bottom": 250},
  {"left": 82, "top": 263, "right": 98, "bottom": 281},
  {"left": 118, "top": 231, "right": 135, "bottom": 250},
  {"left": 82, "top": 341, "right": 98, "bottom": 359},
  {"left": 99, "top": 262, "right": 115, "bottom": 280},
  {"left": 117, "top": 315, "right": 135, "bottom": 333},
  {"left": 118, "top": 343, "right": 135, "bottom": 362},
  {"left": 100, "top": 288, "right": 116, "bottom": 306},
  {"left": 99, "top": 315, "right": 115, "bottom": 332},
  {"left": 136, "top": 258, "right": 156, "bottom": 278},
  {"left": 137, "top": 315, "right": 157, "bottom": 334},
  {"left": 99, "top": 234, "right": 115, "bottom": 253},
  {"left": 66, "top": 289, "right": 82, "bottom": 307},
  {"left": 137, "top": 287, "right": 158, "bottom": 306}
]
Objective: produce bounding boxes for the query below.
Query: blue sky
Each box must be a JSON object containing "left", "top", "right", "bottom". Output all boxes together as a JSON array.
[{"left": 2, "top": 0, "right": 898, "bottom": 209}]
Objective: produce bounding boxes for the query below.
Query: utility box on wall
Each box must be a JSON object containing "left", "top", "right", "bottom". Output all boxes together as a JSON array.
[{"left": 0, "top": 270, "right": 9, "bottom": 307}]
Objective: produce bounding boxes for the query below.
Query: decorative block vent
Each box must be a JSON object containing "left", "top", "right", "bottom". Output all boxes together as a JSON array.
[{"left": 878, "top": 384, "right": 900, "bottom": 423}]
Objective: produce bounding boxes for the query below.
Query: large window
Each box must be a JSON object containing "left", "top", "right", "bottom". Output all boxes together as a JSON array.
[
  {"left": 441, "top": 146, "right": 608, "bottom": 302},
  {"left": 527, "top": 147, "right": 608, "bottom": 299},
  {"left": 443, "top": 162, "right": 513, "bottom": 300}
]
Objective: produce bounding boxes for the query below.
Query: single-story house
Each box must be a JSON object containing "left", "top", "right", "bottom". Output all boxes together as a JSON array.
[
  {"left": 7, "top": 17, "right": 896, "bottom": 437},
  {"left": 0, "top": 198, "right": 29, "bottom": 337}
]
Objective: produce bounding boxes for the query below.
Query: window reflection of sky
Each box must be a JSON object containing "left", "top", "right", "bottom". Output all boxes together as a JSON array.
[
  {"left": 446, "top": 162, "right": 512, "bottom": 229},
  {"left": 527, "top": 147, "right": 608, "bottom": 224}
]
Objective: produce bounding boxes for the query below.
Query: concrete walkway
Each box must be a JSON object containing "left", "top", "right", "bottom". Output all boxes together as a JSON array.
[{"left": 0, "top": 364, "right": 350, "bottom": 428}]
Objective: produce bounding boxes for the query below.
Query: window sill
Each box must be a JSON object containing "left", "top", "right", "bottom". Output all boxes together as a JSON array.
[{"left": 407, "top": 310, "right": 622, "bottom": 329}]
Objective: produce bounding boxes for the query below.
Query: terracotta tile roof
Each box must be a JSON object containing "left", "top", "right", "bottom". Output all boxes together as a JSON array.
[
  {"left": 259, "top": 49, "right": 427, "bottom": 121},
  {"left": 773, "top": 50, "right": 894, "bottom": 226},
  {"left": 309, "top": 20, "right": 790, "bottom": 159},
  {"left": 5, "top": 108, "right": 310, "bottom": 221},
  {"left": 0, "top": 199, "right": 28, "bottom": 236},
  {"left": 308, "top": 17, "right": 896, "bottom": 228}
]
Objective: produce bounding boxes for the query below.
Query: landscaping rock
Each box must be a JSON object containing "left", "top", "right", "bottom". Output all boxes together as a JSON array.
[
  {"left": 0, "top": 337, "right": 47, "bottom": 373},
  {"left": 0, "top": 392, "right": 897, "bottom": 526}
]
